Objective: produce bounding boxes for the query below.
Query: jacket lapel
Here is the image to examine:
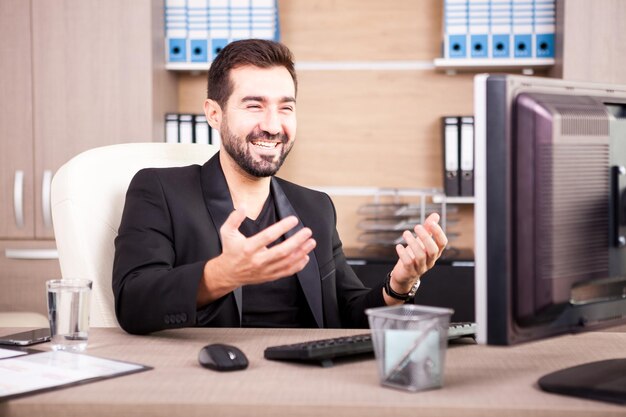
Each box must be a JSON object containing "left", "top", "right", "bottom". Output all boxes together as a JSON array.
[
  {"left": 271, "top": 179, "right": 324, "bottom": 328},
  {"left": 200, "top": 153, "right": 243, "bottom": 320}
]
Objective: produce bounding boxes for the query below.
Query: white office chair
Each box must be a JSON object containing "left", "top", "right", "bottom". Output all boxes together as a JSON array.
[{"left": 50, "top": 143, "right": 219, "bottom": 327}]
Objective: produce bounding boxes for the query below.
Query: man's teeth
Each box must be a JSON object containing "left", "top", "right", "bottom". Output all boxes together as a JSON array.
[{"left": 251, "top": 140, "right": 279, "bottom": 149}]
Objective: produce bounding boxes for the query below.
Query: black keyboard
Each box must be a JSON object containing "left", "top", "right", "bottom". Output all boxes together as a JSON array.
[{"left": 264, "top": 322, "right": 476, "bottom": 367}]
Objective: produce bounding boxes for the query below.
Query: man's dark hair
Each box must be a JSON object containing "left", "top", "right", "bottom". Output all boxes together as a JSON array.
[{"left": 207, "top": 39, "right": 297, "bottom": 108}]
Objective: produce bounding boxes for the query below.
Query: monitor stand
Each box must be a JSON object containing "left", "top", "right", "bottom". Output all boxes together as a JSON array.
[{"left": 538, "top": 358, "right": 626, "bottom": 404}]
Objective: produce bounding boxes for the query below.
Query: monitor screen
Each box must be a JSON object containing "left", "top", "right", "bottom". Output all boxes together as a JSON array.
[{"left": 474, "top": 74, "right": 626, "bottom": 345}]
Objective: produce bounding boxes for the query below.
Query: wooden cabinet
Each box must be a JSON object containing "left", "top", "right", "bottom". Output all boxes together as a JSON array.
[
  {"left": 0, "top": 0, "right": 177, "bottom": 316},
  {"left": 0, "top": 241, "right": 60, "bottom": 316},
  {"left": 0, "top": 0, "right": 35, "bottom": 240}
]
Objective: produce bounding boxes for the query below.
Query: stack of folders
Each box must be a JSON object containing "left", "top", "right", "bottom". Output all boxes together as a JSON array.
[
  {"left": 165, "top": 113, "right": 221, "bottom": 146},
  {"left": 442, "top": 116, "right": 474, "bottom": 197},
  {"left": 443, "top": 0, "right": 555, "bottom": 60},
  {"left": 165, "top": 0, "right": 280, "bottom": 64}
]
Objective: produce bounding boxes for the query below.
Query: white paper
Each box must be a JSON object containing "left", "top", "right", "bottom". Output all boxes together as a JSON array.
[
  {"left": 0, "top": 351, "right": 145, "bottom": 398},
  {"left": 0, "top": 348, "right": 27, "bottom": 360}
]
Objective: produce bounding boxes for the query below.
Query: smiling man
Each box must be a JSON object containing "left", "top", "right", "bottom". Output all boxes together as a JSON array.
[{"left": 112, "top": 40, "right": 448, "bottom": 335}]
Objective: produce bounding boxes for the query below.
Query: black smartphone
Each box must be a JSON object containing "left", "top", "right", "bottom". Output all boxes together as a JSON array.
[{"left": 0, "top": 328, "right": 51, "bottom": 346}]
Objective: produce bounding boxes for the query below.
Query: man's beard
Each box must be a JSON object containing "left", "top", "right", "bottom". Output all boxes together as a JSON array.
[{"left": 220, "top": 119, "right": 293, "bottom": 178}]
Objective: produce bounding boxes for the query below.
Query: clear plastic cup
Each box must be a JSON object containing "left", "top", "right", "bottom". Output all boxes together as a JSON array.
[
  {"left": 46, "top": 279, "right": 92, "bottom": 352},
  {"left": 366, "top": 304, "right": 453, "bottom": 392}
]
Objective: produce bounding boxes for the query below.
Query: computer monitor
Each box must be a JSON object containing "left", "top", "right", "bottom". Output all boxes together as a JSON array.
[{"left": 474, "top": 74, "right": 626, "bottom": 346}]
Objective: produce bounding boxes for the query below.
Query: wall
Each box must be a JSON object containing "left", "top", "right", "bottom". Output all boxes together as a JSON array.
[{"left": 551, "top": 0, "right": 626, "bottom": 84}]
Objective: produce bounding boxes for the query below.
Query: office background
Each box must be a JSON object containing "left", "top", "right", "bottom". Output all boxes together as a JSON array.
[{"left": 0, "top": 0, "right": 625, "bottom": 319}]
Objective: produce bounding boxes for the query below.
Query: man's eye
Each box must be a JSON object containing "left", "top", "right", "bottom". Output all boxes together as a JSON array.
[
  {"left": 247, "top": 104, "right": 261, "bottom": 109},
  {"left": 281, "top": 106, "right": 294, "bottom": 112}
]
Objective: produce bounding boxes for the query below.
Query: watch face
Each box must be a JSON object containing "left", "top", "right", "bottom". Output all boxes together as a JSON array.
[{"left": 407, "top": 280, "right": 420, "bottom": 297}]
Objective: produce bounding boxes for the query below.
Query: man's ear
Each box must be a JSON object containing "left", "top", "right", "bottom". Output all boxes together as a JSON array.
[{"left": 204, "top": 99, "right": 222, "bottom": 130}]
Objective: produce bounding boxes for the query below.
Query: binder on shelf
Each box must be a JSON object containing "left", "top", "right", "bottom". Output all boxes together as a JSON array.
[
  {"left": 178, "top": 114, "right": 194, "bottom": 144},
  {"left": 251, "top": 0, "right": 280, "bottom": 40},
  {"left": 442, "top": 117, "right": 460, "bottom": 196},
  {"left": 230, "top": 0, "right": 252, "bottom": 41},
  {"left": 533, "top": 0, "right": 556, "bottom": 58},
  {"left": 165, "top": 0, "right": 188, "bottom": 63},
  {"left": 209, "top": 0, "right": 231, "bottom": 59},
  {"left": 438, "top": 0, "right": 555, "bottom": 67},
  {"left": 490, "top": 0, "right": 512, "bottom": 58},
  {"left": 468, "top": 0, "right": 489, "bottom": 58},
  {"left": 194, "top": 114, "right": 211, "bottom": 144},
  {"left": 188, "top": 0, "right": 210, "bottom": 63},
  {"left": 512, "top": 0, "right": 533, "bottom": 58},
  {"left": 166, "top": 0, "right": 280, "bottom": 66},
  {"left": 443, "top": 0, "right": 468, "bottom": 58},
  {"left": 459, "top": 116, "right": 475, "bottom": 197},
  {"left": 165, "top": 113, "right": 179, "bottom": 144}
]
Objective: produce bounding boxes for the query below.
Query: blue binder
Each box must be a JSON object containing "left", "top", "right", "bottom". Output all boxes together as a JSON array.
[
  {"left": 468, "top": 1, "right": 489, "bottom": 58},
  {"left": 165, "top": 0, "right": 187, "bottom": 62},
  {"left": 444, "top": 0, "right": 468, "bottom": 58},
  {"left": 188, "top": 0, "right": 209, "bottom": 63},
  {"left": 534, "top": 0, "right": 556, "bottom": 57},
  {"left": 512, "top": 0, "right": 533, "bottom": 58},
  {"left": 165, "top": 0, "right": 280, "bottom": 65}
]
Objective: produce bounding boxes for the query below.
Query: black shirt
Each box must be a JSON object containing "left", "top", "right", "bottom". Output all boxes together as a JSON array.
[{"left": 238, "top": 193, "right": 317, "bottom": 328}]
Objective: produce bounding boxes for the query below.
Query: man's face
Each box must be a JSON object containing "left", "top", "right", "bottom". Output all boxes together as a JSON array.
[{"left": 220, "top": 65, "right": 297, "bottom": 178}]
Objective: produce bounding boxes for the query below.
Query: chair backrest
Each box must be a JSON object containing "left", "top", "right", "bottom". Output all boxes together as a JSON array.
[{"left": 51, "top": 143, "right": 219, "bottom": 327}]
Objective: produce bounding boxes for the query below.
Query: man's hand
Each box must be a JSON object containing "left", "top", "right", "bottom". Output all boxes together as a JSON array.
[
  {"left": 198, "top": 208, "right": 316, "bottom": 305},
  {"left": 384, "top": 213, "right": 448, "bottom": 305}
]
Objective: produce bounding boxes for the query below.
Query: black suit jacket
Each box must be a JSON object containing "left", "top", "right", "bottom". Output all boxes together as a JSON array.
[{"left": 112, "top": 153, "right": 385, "bottom": 334}]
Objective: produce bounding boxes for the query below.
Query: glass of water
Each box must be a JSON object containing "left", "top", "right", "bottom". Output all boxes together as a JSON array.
[{"left": 46, "top": 279, "right": 92, "bottom": 352}]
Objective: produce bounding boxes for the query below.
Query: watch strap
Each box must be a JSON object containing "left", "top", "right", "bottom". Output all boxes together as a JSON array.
[{"left": 384, "top": 272, "right": 420, "bottom": 302}]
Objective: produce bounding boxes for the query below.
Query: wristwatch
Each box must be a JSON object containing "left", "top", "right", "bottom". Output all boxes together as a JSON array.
[{"left": 384, "top": 272, "right": 420, "bottom": 302}]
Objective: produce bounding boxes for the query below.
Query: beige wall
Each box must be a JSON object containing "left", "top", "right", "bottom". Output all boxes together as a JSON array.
[{"left": 552, "top": 0, "right": 626, "bottom": 84}]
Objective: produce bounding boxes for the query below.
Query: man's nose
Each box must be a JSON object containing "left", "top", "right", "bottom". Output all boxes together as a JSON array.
[{"left": 259, "top": 109, "right": 281, "bottom": 136}]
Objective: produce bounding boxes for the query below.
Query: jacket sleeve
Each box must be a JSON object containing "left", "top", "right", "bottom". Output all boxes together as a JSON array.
[
  {"left": 324, "top": 195, "right": 386, "bottom": 328},
  {"left": 112, "top": 168, "right": 209, "bottom": 334}
]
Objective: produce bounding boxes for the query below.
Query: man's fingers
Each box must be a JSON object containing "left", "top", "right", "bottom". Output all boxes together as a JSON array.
[
  {"left": 425, "top": 212, "right": 440, "bottom": 225},
  {"left": 247, "top": 216, "right": 299, "bottom": 250},
  {"left": 221, "top": 208, "right": 247, "bottom": 235},
  {"left": 266, "top": 240, "right": 316, "bottom": 277},
  {"left": 395, "top": 244, "right": 415, "bottom": 268},
  {"left": 258, "top": 227, "right": 315, "bottom": 265},
  {"left": 424, "top": 217, "right": 448, "bottom": 255},
  {"left": 415, "top": 225, "right": 439, "bottom": 259}
]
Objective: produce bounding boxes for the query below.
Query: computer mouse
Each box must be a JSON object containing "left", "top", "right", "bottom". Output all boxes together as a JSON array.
[{"left": 198, "top": 343, "right": 249, "bottom": 372}]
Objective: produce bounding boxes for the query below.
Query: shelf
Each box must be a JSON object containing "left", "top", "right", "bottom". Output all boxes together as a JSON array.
[
  {"left": 433, "top": 58, "right": 555, "bottom": 74},
  {"left": 310, "top": 186, "right": 443, "bottom": 197},
  {"left": 432, "top": 195, "right": 475, "bottom": 204},
  {"left": 166, "top": 62, "right": 211, "bottom": 71},
  {"left": 167, "top": 58, "right": 555, "bottom": 74},
  {"left": 166, "top": 60, "right": 437, "bottom": 72}
]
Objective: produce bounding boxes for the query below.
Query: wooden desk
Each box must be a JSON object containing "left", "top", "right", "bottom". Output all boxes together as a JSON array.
[{"left": 1, "top": 327, "right": 625, "bottom": 417}]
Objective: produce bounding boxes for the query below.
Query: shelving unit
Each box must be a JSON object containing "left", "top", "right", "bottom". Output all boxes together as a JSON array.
[
  {"left": 167, "top": 60, "right": 438, "bottom": 72},
  {"left": 432, "top": 195, "right": 475, "bottom": 205},
  {"left": 434, "top": 58, "right": 555, "bottom": 75}
]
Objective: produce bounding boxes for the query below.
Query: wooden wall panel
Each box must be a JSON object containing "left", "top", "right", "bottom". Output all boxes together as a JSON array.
[
  {"left": 279, "top": 0, "right": 443, "bottom": 61},
  {"left": 280, "top": 71, "right": 474, "bottom": 188},
  {"left": 552, "top": 0, "right": 626, "bottom": 84}
]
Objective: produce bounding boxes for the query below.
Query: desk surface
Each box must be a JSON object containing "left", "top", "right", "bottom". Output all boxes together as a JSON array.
[{"left": 1, "top": 327, "right": 625, "bottom": 417}]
